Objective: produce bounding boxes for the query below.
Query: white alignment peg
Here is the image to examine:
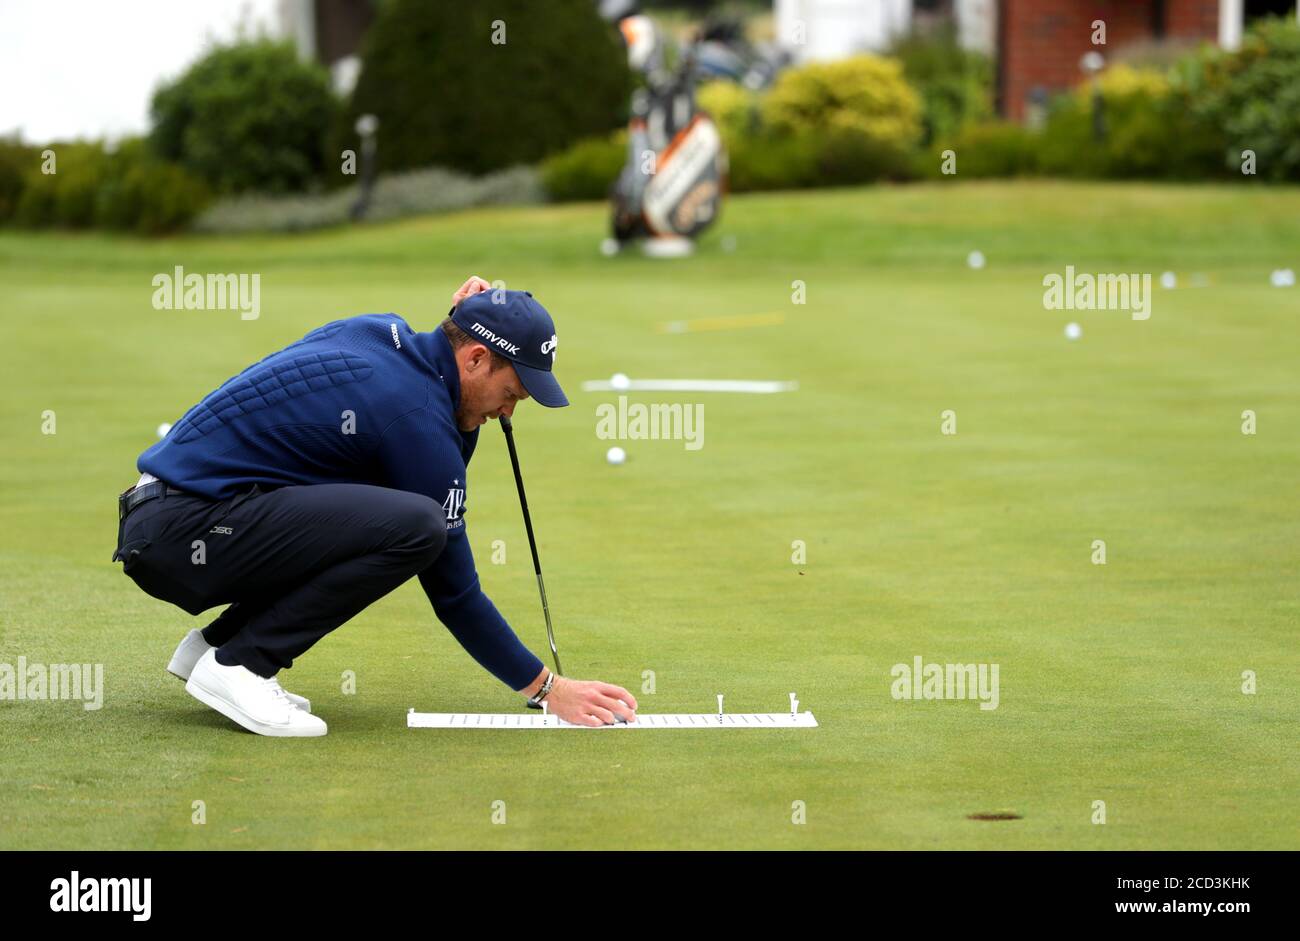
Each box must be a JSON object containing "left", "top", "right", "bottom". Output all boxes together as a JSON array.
[
  {"left": 790, "top": 692, "right": 799, "bottom": 717},
  {"left": 541, "top": 700, "right": 550, "bottom": 726},
  {"left": 717, "top": 693, "right": 724, "bottom": 722}
]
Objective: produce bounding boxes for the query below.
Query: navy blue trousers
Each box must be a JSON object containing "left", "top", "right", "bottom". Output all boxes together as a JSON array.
[{"left": 113, "top": 483, "right": 447, "bottom": 677}]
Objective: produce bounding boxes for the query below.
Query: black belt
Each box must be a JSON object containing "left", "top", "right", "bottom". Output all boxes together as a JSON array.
[{"left": 118, "top": 480, "right": 186, "bottom": 522}]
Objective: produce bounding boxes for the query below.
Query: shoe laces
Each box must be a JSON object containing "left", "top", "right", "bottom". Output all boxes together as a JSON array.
[{"left": 257, "top": 676, "right": 295, "bottom": 710}]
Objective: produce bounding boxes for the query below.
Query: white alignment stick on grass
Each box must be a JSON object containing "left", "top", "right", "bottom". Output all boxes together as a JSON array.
[{"left": 406, "top": 707, "right": 818, "bottom": 730}]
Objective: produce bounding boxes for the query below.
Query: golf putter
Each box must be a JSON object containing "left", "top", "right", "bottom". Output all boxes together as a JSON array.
[{"left": 500, "top": 416, "right": 563, "bottom": 708}]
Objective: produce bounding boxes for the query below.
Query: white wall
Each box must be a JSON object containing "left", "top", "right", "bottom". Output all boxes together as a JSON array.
[
  {"left": 955, "top": 0, "right": 996, "bottom": 56},
  {"left": 1219, "top": 0, "right": 1243, "bottom": 51},
  {"left": 775, "top": 0, "right": 914, "bottom": 62}
]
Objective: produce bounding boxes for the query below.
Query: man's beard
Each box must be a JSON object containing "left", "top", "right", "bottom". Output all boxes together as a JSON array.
[{"left": 454, "top": 398, "right": 480, "bottom": 432}]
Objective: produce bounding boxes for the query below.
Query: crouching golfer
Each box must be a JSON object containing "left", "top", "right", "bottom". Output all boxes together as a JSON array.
[{"left": 111, "top": 277, "right": 637, "bottom": 736}]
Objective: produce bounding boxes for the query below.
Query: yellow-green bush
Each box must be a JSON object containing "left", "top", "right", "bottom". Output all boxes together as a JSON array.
[
  {"left": 1037, "top": 64, "right": 1223, "bottom": 179},
  {"left": 762, "top": 56, "right": 923, "bottom": 151},
  {"left": 697, "top": 80, "right": 760, "bottom": 140},
  {"left": 749, "top": 56, "right": 922, "bottom": 186},
  {"left": 543, "top": 58, "right": 924, "bottom": 198}
]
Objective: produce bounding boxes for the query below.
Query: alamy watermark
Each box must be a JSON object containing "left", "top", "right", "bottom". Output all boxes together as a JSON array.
[
  {"left": 890, "top": 656, "right": 999, "bottom": 711},
  {"left": 1043, "top": 266, "right": 1150, "bottom": 320},
  {"left": 49, "top": 871, "right": 150, "bottom": 921},
  {"left": 0, "top": 656, "right": 103, "bottom": 710},
  {"left": 596, "top": 395, "right": 704, "bottom": 450},
  {"left": 152, "top": 266, "right": 260, "bottom": 320}
]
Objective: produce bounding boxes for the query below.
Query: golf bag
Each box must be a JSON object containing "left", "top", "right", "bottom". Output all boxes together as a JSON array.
[{"left": 608, "top": 13, "right": 727, "bottom": 246}]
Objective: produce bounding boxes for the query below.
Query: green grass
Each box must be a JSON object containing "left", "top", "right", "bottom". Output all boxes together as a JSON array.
[{"left": 1, "top": 181, "right": 1297, "bottom": 849}]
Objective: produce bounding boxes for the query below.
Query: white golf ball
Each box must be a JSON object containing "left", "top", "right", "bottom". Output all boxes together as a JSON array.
[
  {"left": 606, "top": 446, "right": 626, "bottom": 465},
  {"left": 1160, "top": 271, "right": 1177, "bottom": 289},
  {"left": 967, "top": 250, "right": 986, "bottom": 270},
  {"left": 610, "top": 372, "right": 630, "bottom": 391},
  {"left": 1270, "top": 268, "right": 1295, "bottom": 287},
  {"left": 157, "top": 422, "right": 172, "bottom": 438},
  {"left": 1064, "top": 322, "right": 1082, "bottom": 341},
  {"left": 599, "top": 238, "right": 621, "bottom": 257}
]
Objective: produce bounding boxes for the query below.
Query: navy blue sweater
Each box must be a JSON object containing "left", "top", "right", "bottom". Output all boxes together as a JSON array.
[{"left": 137, "top": 314, "right": 545, "bottom": 691}]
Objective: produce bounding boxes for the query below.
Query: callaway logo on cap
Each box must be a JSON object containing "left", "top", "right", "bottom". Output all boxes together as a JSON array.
[{"left": 450, "top": 290, "right": 569, "bottom": 407}]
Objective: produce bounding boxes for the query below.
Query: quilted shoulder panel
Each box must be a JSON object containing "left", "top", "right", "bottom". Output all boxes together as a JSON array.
[{"left": 173, "top": 350, "right": 373, "bottom": 443}]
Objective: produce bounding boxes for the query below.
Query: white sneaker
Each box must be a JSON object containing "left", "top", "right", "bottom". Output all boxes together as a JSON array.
[
  {"left": 168, "top": 629, "right": 311, "bottom": 712},
  {"left": 185, "top": 649, "right": 327, "bottom": 737}
]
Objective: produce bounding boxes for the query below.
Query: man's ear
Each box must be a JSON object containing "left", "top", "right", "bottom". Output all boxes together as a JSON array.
[{"left": 465, "top": 343, "right": 491, "bottom": 372}]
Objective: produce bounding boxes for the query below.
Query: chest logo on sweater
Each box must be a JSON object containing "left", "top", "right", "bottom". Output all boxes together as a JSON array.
[{"left": 442, "top": 480, "right": 465, "bottom": 527}]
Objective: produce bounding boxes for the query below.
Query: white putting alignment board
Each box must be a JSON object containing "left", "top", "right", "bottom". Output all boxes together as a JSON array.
[{"left": 407, "top": 709, "right": 818, "bottom": 730}]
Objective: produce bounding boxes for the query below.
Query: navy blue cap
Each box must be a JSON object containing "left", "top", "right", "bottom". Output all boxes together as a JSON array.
[{"left": 450, "top": 290, "right": 568, "bottom": 408}]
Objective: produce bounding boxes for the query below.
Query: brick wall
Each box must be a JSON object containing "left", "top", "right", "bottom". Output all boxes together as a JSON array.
[
  {"left": 1165, "top": 0, "right": 1220, "bottom": 38},
  {"left": 999, "top": 0, "right": 1221, "bottom": 119}
]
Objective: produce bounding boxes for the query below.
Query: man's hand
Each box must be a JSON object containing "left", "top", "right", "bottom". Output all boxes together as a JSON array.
[
  {"left": 452, "top": 275, "right": 491, "bottom": 306},
  {"left": 541, "top": 676, "right": 638, "bottom": 727}
]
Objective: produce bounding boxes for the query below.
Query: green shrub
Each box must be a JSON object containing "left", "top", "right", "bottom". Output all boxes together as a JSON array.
[
  {"left": 13, "top": 139, "right": 210, "bottom": 233},
  {"left": 150, "top": 39, "right": 339, "bottom": 194},
  {"left": 1037, "top": 65, "right": 1223, "bottom": 180},
  {"left": 95, "top": 141, "right": 212, "bottom": 234},
  {"left": 0, "top": 136, "right": 37, "bottom": 222},
  {"left": 540, "top": 131, "right": 627, "bottom": 202},
  {"left": 1176, "top": 16, "right": 1300, "bottom": 181},
  {"left": 13, "top": 142, "right": 109, "bottom": 227},
  {"left": 890, "top": 24, "right": 994, "bottom": 144},
  {"left": 724, "top": 132, "right": 820, "bottom": 191},
  {"left": 12, "top": 169, "right": 58, "bottom": 227},
  {"left": 933, "top": 122, "right": 1039, "bottom": 178},
  {"left": 346, "top": 0, "right": 631, "bottom": 176}
]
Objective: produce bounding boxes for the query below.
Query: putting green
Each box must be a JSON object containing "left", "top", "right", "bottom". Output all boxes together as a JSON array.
[{"left": 1, "top": 181, "right": 1297, "bottom": 849}]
